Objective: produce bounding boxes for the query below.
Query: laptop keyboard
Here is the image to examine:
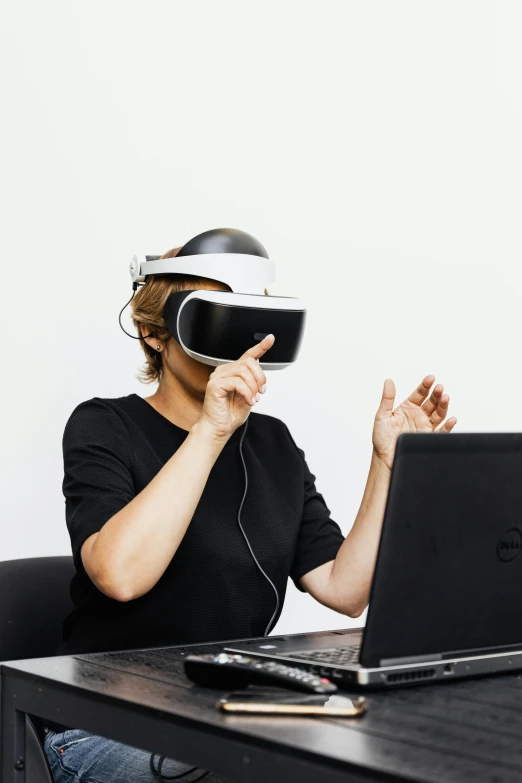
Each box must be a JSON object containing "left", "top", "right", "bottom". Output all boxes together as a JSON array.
[{"left": 288, "top": 645, "right": 361, "bottom": 667}]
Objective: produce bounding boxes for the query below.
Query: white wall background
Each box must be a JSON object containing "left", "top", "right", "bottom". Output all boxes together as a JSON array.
[{"left": 1, "top": 0, "right": 521, "bottom": 636}]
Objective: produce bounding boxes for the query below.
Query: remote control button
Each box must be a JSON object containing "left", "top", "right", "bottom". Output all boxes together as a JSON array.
[{"left": 320, "top": 677, "right": 331, "bottom": 683}]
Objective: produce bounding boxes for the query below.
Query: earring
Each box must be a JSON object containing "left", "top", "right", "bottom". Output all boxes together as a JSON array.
[{"left": 156, "top": 344, "right": 161, "bottom": 351}]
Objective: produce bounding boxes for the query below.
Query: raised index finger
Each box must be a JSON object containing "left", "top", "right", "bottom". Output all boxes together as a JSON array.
[
  {"left": 241, "top": 333, "right": 275, "bottom": 361},
  {"left": 407, "top": 374, "right": 435, "bottom": 405}
]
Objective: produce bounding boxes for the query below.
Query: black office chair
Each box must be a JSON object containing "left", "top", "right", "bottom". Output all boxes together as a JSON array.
[{"left": 0, "top": 556, "right": 75, "bottom": 783}]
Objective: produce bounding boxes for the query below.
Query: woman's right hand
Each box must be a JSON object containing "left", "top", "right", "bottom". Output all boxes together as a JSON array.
[{"left": 199, "top": 334, "right": 275, "bottom": 441}]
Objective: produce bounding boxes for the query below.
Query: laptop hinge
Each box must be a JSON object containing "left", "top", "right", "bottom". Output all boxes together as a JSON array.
[
  {"left": 442, "top": 643, "right": 522, "bottom": 659},
  {"left": 380, "top": 653, "right": 443, "bottom": 667}
]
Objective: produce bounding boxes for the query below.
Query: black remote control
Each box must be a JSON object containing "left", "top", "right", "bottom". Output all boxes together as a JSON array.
[{"left": 184, "top": 653, "right": 338, "bottom": 694}]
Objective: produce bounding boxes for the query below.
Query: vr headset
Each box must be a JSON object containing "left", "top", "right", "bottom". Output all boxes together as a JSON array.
[{"left": 128, "top": 228, "right": 306, "bottom": 370}]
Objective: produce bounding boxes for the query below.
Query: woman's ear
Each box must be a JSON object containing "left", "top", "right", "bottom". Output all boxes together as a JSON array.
[{"left": 140, "top": 325, "right": 162, "bottom": 352}]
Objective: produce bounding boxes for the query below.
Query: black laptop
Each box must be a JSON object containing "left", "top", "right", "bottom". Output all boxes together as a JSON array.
[{"left": 227, "top": 433, "right": 522, "bottom": 689}]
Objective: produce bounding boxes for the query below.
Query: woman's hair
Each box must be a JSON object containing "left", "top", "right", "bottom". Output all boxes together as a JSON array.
[{"left": 131, "top": 246, "right": 231, "bottom": 384}]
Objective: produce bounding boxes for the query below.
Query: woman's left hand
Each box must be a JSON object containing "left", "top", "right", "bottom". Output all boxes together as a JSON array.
[{"left": 372, "top": 375, "right": 457, "bottom": 471}]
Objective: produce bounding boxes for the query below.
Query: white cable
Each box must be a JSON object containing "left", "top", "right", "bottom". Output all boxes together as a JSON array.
[{"left": 237, "top": 419, "right": 280, "bottom": 636}]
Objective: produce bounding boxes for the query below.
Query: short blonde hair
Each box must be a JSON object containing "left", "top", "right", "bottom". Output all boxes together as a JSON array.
[{"left": 130, "top": 247, "right": 230, "bottom": 384}]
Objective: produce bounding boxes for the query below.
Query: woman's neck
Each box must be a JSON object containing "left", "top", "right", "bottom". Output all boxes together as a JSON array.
[{"left": 144, "top": 373, "right": 205, "bottom": 432}]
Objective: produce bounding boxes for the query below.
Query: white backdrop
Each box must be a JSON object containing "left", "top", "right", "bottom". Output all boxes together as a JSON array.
[{"left": 1, "top": 1, "right": 522, "bottom": 636}]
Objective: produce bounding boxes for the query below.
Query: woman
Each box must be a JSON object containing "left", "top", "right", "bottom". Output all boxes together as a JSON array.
[{"left": 44, "top": 235, "right": 456, "bottom": 783}]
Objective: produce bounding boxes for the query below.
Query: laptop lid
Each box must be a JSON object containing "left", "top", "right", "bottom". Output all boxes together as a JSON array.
[{"left": 360, "top": 433, "right": 522, "bottom": 668}]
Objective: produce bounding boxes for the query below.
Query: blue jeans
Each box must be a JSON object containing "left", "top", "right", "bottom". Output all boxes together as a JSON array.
[{"left": 44, "top": 728, "right": 232, "bottom": 783}]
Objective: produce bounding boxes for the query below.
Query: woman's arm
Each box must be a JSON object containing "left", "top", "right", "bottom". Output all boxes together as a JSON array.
[
  {"left": 300, "top": 375, "right": 457, "bottom": 617},
  {"left": 81, "top": 422, "right": 225, "bottom": 601},
  {"left": 82, "top": 335, "right": 274, "bottom": 602}
]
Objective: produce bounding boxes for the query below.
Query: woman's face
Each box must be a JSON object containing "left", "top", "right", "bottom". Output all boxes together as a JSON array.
[{"left": 159, "top": 281, "right": 229, "bottom": 400}]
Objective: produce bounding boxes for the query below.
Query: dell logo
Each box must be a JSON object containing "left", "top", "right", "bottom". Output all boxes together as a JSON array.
[{"left": 497, "top": 528, "right": 522, "bottom": 562}]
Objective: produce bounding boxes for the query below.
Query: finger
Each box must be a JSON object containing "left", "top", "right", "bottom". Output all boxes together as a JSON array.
[
  {"left": 243, "top": 356, "right": 267, "bottom": 393},
  {"left": 236, "top": 366, "right": 260, "bottom": 403},
  {"left": 218, "top": 365, "right": 259, "bottom": 403},
  {"left": 408, "top": 374, "right": 436, "bottom": 406},
  {"left": 241, "top": 333, "right": 275, "bottom": 361},
  {"left": 422, "top": 384, "right": 443, "bottom": 417},
  {"left": 428, "top": 393, "right": 450, "bottom": 427},
  {"left": 217, "top": 358, "right": 266, "bottom": 394},
  {"left": 215, "top": 376, "right": 257, "bottom": 407},
  {"left": 375, "top": 378, "right": 396, "bottom": 419},
  {"left": 436, "top": 416, "right": 457, "bottom": 433}
]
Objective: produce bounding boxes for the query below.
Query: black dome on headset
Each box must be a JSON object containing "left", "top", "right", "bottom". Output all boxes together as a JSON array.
[{"left": 176, "top": 228, "right": 269, "bottom": 259}]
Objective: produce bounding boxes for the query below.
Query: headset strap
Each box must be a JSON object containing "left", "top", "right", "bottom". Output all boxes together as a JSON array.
[{"left": 129, "top": 253, "right": 275, "bottom": 294}]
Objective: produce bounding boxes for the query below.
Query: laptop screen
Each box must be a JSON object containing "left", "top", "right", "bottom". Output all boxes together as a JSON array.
[{"left": 361, "top": 434, "right": 522, "bottom": 668}]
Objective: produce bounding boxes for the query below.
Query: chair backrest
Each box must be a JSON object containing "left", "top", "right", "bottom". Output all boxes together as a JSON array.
[{"left": 0, "top": 556, "right": 74, "bottom": 660}]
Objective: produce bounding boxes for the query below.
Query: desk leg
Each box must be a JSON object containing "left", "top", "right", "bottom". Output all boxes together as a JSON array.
[{"left": 1, "top": 677, "right": 26, "bottom": 783}]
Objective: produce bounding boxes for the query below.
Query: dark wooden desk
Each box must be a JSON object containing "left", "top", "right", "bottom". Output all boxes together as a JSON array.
[{"left": 2, "top": 633, "right": 522, "bottom": 783}]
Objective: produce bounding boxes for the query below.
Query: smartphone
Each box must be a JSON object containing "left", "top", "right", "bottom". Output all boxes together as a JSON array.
[{"left": 217, "top": 688, "right": 367, "bottom": 717}]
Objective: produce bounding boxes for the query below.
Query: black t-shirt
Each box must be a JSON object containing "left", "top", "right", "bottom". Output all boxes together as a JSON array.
[{"left": 58, "top": 394, "right": 345, "bottom": 655}]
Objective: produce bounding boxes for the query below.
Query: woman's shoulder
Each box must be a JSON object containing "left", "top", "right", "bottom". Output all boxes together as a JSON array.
[
  {"left": 63, "top": 395, "right": 137, "bottom": 441},
  {"left": 248, "top": 412, "right": 308, "bottom": 464},
  {"left": 248, "top": 411, "right": 297, "bottom": 448}
]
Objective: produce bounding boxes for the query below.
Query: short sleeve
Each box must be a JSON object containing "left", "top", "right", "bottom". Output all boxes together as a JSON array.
[
  {"left": 286, "top": 428, "right": 345, "bottom": 591},
  {"left": 62, "top": 399, "right": 136, "bottom": 569}
]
